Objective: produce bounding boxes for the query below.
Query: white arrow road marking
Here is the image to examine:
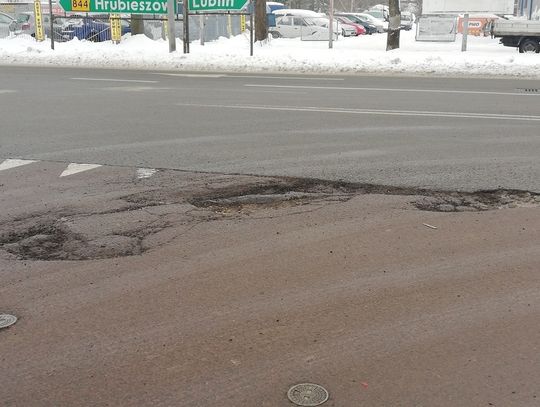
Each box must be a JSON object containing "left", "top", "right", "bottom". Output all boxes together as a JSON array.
[
  {"left": 60, "top": 163, "right": 102, "bottom": 177},
  {"left": 0, "top": 159, "right": 38, "bottom": 171},
  {"left": 0, "top": 90, "right": 17, "bottom": 94},
  {"left": 136, "top": 168, "right": 158, "bottom": 179}
]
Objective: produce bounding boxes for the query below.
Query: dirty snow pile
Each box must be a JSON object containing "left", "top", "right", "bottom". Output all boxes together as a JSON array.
[{"left": 1, "top": 29, "right": 539, "bottom": 77}]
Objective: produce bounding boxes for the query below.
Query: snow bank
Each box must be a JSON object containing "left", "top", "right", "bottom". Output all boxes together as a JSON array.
[{"left": 1, "top": 30, "right": 539, "bottom": 77}]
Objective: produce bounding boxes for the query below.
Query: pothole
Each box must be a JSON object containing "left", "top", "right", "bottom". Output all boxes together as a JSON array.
[
  {"left": 414, "top": 190, "right": 540, "bottom": 212},
  {"left": 1, "top": 174, "right": 538, "bottom": 262},
  {"left": 0, "top": 218, "right": 143, "bottom": 261}
]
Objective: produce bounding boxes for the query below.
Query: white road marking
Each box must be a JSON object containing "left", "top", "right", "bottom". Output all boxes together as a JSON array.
[
  {"left": 244, "top": 84, "right": 540, "bottom": 97},
  {"left": 177, "top": 103, "right": 540, "bottom": 122},
  {"left": 102, "top": 86, "right": 169, "bottom": 92},
  {"left": 0, "top": 159, "right": 37, "bottom": 171},
  {"left": 151, "top": 73, "right": 226, "bottom": 78},
  {"left": 136, "top": 168, "right": 158, "bottom": 179},
  {"left": 71, "top": 77, "right": 158, "bottom": 83},
  {"left": 0, "top": 90, "right": 17, "bottom": 94},
  {"left": 151, "top": 73, "right": 343, "bottom": 81},
  {"left": 60, "top": 163, "right": 102, "bottom": 177},
  {"left": 227, "top": 75, "right": 344, "bottom": 81}
]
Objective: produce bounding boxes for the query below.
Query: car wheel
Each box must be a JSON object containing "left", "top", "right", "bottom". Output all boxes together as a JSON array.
[
  {"left": 269, "top": 31, "right": 281, "bottom": 39},
  {"left": 519, "top": 39, "right": 539, "bottom": 53}
]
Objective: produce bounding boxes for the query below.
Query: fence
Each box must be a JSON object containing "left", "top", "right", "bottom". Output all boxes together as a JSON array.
[{"left": 0, "top": 8, "right": 244, "bottom": 42}]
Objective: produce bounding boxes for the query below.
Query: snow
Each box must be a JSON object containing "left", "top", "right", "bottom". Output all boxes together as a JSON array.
[{"left": 1, "top": 29, "right": 539, "bottom": 77}]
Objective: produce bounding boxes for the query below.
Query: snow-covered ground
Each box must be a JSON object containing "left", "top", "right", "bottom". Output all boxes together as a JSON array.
[{"left": 1, "top": 29, "right": 539, "bottom": 77}]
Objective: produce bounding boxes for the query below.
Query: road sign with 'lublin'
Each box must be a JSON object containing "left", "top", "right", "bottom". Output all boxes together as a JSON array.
[
  {"left": 188, "top": 0, "right": 248, "bottom": 12},
  {"left": 59, "top": 0, "right": 173, "bottom": 14}
]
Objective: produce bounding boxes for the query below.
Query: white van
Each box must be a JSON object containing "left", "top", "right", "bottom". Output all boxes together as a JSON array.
[{"left": 271, "top": 9, "right": 340, "bottom": 39}]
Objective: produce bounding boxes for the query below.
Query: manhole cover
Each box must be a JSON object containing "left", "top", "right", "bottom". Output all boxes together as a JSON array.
[
  {"left": 287, "top": 383, "right": 329, "bottom": 406},
  {"left": 0, "top": 314, "right": 17, "bottom": 329}
]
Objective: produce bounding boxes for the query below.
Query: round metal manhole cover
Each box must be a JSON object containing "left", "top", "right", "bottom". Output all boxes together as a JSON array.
[
  {"left": 0, "top": 314, "right": 17, "bottom": 329},
  {"left": 287, "top": 383, "right": 329, "bottom": 406}
]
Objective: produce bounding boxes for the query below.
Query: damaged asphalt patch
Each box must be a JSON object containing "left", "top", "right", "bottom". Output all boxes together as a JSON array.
[{"left": 1, "top": 168, "right": 539, "bottom": 261}]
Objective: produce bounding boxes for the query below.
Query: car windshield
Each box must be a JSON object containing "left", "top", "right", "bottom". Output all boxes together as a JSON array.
[
  {"left": 16, "top": 14, "right": 30, "bottom": 23},
  {"left": 338, "top": 16, "right": 354, "bottom": 24},
  {"left": 366, "top": 10, "right": 384, "bottom": 19}
]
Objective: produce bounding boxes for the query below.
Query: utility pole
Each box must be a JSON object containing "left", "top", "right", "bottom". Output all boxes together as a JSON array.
[{"left": 386, "top": 0, "right": 400, "bottom": 51}]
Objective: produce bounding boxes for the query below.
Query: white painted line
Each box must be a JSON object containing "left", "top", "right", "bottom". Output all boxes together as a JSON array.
[
  {"left": 0, "top": 159, "right": 37, "bottom": 171},
  {"left": 244, "top": 84, "right": 540, "bottom": 97},
  {"left": 152, "top": 73, "right": 226, "bottom": 78},
  {"left": 151, "top": 73, "right": 343, "bottom": 81},
  {"left": 71, "top": 77, "right": 158, "bottom": 83},
  {"left": 136, "top": 168, "right": 158, "bottom": 179},
  {"left": 101, "top": 86, "right": 168, "bottom": 92},
  {"left": 0, "top": 90, "right": 17, "bottom": 94},
  {"left": 60, "top": 163, "right": 102, "bottom": 177},
  {"left": 177, "top": 103, "right": 540, "bottom": 122},
  {"left": 228, "top": 75, "right": 344, "bottom": 81}
]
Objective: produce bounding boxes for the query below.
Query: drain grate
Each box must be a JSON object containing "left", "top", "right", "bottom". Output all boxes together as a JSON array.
[
  {"left": 287, "top": 383, "right": 329, "bottom": 406},
  {"left": 516, "top": 88, "right": 540, "bottom": 93},
  {"left": 0, "top": 314, "right": 17, "bottom": 329}
]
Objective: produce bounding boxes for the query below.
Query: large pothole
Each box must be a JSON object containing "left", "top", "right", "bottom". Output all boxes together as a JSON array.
[
  {"left": 0, "top": 217, "right": 143, "bottom": 261},
  {"left": 1, "top": 174, "right": 538, "bottom": 262}
]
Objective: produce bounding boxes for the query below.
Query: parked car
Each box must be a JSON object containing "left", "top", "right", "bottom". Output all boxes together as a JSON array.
[
  {"left": 271, "top": 9, "right": 339, "bottom": 39},
  {"left": 0, "top": 12, "right": 15, "bottom": 38},
  {"left": 335, "top": 13, "right": 377, "bottom": 34},
  {"left": 401, "top": 11, "right": 414, "bottom": 31},
  {"left": 12, "top": 12, "right": 70, "bottom": 41},
  {"left": 363, "top": 9, "right": 388, "bottom": 31},
  {"left": 351, "top": 12, "right": 386, "bottom": 33},
  {"left": 335, "top": 16, "right": 366, "bottom": 36},
  {"left": 62, "top": 15, "right": 130, "bottom": 42}
]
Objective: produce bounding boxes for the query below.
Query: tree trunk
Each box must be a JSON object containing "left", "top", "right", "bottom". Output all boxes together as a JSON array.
[
  {"left": 255, "top": 0, "right": 267, "bottom": 41},
  {"left": 131, "top": 14, "right": 144, "bottom": 36},
  {"left": 386, "top": 0, "right": 400, "bottom": 50}
]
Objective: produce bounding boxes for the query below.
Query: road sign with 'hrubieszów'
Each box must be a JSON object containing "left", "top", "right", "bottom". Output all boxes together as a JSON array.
[
  {"left": 188, "top": 0, "right": 248, "bottom": 12},
  {"left": 58, "top": 0, "right": 174, "bottom": 14}
]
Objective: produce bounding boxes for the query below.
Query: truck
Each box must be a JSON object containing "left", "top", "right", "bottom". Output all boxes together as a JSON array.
[{"left": 492, "top": 19, "right": 540, "bottom": 53}]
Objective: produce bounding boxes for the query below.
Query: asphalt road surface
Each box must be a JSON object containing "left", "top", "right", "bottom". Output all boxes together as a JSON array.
[
  {"left": 1, "top": 67, "right": 540, "bottom": 407},
  {"left": 1, "top": 66, "right": 539, "bottom": 192}
]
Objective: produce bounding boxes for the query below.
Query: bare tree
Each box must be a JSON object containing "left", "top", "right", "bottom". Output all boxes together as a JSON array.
[
  {"left": 255, "top": 0, "right": 268, "bottom": 41},
  {"left": 386, "top": 0, "right": 400, "bottom": 50}
]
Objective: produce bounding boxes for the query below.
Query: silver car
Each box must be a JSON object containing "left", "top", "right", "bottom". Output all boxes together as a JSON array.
[{"left": 0, "top": 11, "right": 15, "bottom": 38}]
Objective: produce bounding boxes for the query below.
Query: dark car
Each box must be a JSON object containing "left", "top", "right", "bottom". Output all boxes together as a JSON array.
[
  {"left": 335, "top": 13, "right": 377, "bottom": 34},
  {"left": 62, "top": 15, "right": 130, "bottom": 42}
]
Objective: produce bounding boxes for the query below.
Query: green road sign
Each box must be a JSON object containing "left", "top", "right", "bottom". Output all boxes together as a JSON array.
[
  {"left": 188, "top": 0, "right": 248, "bottom": 12},
  {"left": 59, "top": 0, "right": 173, "bottom": 14}
]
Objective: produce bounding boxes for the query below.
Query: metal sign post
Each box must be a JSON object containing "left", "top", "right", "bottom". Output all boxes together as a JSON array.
[
  {"left": 328, "top": 0, "right": 333, "bottom": 49},
  {"left": 167, "top": 0, "right": 176, "bottom": 51},
  {"left": 48, "top": 0, "right": 54, "bottom": 49},
  {"left": 183, "top": 0, "right": 190, "bottom": 53},
  {"left": 461, "top": 13, "right": 469, "bottom": 51},
  {"left": 249, "top": 0, "right": 253, "bottom": 56}
]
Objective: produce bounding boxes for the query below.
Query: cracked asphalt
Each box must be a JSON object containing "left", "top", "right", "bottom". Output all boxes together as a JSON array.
[{"left": 1, "top": 68, "right": 539, "bottom": 406}]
